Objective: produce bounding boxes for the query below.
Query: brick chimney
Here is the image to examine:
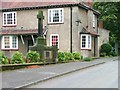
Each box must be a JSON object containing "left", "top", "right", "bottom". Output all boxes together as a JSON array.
[
  {"left": 98, "top": 21, "right": 103, "bottom": 29},
  {"left": 83, "top": 0, "right": 93, "bottom": 8}
]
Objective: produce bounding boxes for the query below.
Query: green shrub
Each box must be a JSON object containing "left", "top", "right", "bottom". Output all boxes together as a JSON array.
[
  {"left": 83, "top": 57, "right": 92, "bottom": 61},
  {"left": 64, "top": 52, "right": 74, "bottom": 60},
  {"left": 72, "top": 52, "right": 81, "bottom": 60},
  {"left": 0, "top": 52, "right": 8, "bottom": 64},
  {"left": 58, "top": 52, "right": 66, "bottom": 62},
  {"left": 11, "top": 51, "right": 25, "bottom": 64},
  {"left": 58, "top": 52, "right": 74, "bottom": 62},
  {"left": 58, "top": 52, "right": 81, "bottom": 62},
  {"left": 100, "top": 53, "right": 106, "bottom": 57},
  {"left": 100, "top": 43, "right": 112, "bottom": 56},
  {"left": 110, "top": 51, "right": 117, "bottom": 56},
  {"left": 26, "top": 51, "right": 40, "bottom": 63}
]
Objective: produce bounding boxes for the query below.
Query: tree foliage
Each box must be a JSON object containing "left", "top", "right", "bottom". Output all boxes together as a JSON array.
[
  {"left": 100, "top": 43, "right": 112, "bottom": 55},
  {"left": 93, "top": 2, "right": 120, "bottom": 47}
]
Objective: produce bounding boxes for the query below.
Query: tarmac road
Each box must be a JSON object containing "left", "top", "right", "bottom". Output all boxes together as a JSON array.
[
  {"left": 1, "top": 57, "right": 118, "bottom": 88},
  {"left": 27, "top": 60, "right": 118, "bottom": 88}
]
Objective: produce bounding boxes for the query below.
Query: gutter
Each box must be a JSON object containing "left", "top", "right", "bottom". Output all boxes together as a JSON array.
[{"left": 97, "top": 15, "right": 99, "bottom": 34}]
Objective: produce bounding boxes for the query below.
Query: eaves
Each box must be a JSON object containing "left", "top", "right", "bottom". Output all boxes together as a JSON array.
[{"left": 0, "top": 2, "right": 100, "bottom": 15}]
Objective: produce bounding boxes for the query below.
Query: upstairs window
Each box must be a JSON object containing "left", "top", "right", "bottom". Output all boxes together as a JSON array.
[
  {"left": 50, "top": 34, "right": 59, "bottom": 48},
  {"left": 81, "top": 34, "right": 91, "bottom": 50},
  {"left": 1, "top": 36, "right": 18, "bottom": 50},
  {"left": 93, "top": 14, "right": 95, "bottom": 28},
  {"left": 3, "top": 12, "right": 17, "bottom": 26},
  {"left": 48, "top": 8, "right": 64, "bottom": 24}
]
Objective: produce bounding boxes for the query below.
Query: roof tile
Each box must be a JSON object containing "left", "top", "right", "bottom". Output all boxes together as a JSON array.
[
  {"left": 0, "top": 29, "right": 38, "bottom": 35},
  {"left": 1, "top": 1, "right": 77, "bottom": 9}
]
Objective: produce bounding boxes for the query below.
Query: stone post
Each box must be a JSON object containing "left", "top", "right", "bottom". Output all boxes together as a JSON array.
[{"left": 37, "top": 11, "right": 44, "bottom": 37}]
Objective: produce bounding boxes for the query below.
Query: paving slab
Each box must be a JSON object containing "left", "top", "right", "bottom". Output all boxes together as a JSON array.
[{"left": 1, "top": 57, "right": 118, "bottom": 89}]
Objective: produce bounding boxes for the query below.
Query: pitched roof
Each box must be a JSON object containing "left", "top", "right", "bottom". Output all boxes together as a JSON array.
[
  {"left": 0, "top": 28, "right": 48, "bottom": 35},
  {"left": 80, "top": 27, "right": 99, "bottom": 36},
  {"left": 1, "top": 2, "right": 77, "bottom": 9},
  {"left": 1, "top": 1, "right": 100, "bottom": 15},
  {"left": 0, "top": 29, "right": 38, "bottom": 35}
]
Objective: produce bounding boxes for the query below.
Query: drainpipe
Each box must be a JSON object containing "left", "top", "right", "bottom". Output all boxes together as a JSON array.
[
  {"left": 95, "top": 15, "right": 99, "bottom": 57},
  {"left": 97, "top": 15, "right": 99, "bottom": 34},
  {"left": 70, "top": 7, "right": 73, "bottom": 53},
  {"left": 94, "top": 36, "right": 96, "bottom": 57}
]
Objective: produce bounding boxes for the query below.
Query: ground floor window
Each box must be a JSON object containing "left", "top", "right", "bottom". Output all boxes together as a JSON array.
[
  {"left": 81, "top": 34, "right": 91, "bottom": 50},
  {"left": 1, "top": 35, "right": 18, "bottom": 49},
  {"left": 50, "top": 34, "right": 59, "bottom": 48}
]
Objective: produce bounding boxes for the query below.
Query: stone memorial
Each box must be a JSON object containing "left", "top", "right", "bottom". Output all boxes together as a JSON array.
[{"left": 29, "top": 11, "right": 58, "bottom": 63}]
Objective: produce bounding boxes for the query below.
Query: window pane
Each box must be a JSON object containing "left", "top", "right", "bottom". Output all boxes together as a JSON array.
[
  {"left": 48, "top": 9, "right": 63, "bottom": 23},
  {"left": 4, "top": 14, "right": 6, "bottom": 24},
  {"left": 49, "top": 10, "right": 51, "bottom": 22},
  {"left": 82, "top": 36, "right": 86, "bottom": 48},
  {"left": 53, "top": 10, "right": 59, "bottom": 22},
  {"left": 60, "top": 9, "right": 63, "bottom": 22},
  {"left": 14, "top": 13, "right": 16, "bottom": 24},
  {"left": 7, "top": 13, "right": 12, "bottom": 24},
  {"left": 4, "top": 36, "right": 10, "bottom": 48},
  {"left": 88, "top": 36, "right": 91, "bottom": 48},
  {"left": 3, "top": 12, "right": 16, "bottom": 25},
  {"left": 81, "top": 35, "right": 91, "bottom": 49},
  {"left": 12, "top": 36, "right": 17, "bottom": 48},
  {"left": 51, "top": 35, "right": 59, "bottom": 48}
]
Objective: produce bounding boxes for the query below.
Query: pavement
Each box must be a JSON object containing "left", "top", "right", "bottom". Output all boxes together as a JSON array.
[{"left": 1, "top": 57, "right": 119, "bottom": 89}]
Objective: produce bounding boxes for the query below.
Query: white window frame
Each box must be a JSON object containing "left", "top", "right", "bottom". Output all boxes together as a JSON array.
[
  {"left": 48, "top": 8, "right": 64, "bottom": 24},
  {"left": 1, "top": 36, "right": 18, "bottom": 50},
  {"left": 3, "top": 12, "right": 17, "bottom": 26},
  {"left": 93, "top": 14, "right": 95, "bottom": 28},
  {"left": 81, "top": 34, "right": 91, "bottom": 49},
  {"left": 50, "top": 34, "right": 59, "bottom": 48}
]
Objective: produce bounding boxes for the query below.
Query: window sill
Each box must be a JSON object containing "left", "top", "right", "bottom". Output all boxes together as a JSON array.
[
  {"left": 48, "top": 22, "right": 64, "bottom": 25},
  {"left": 2, "top": 25, "right": 17, "bottom": 27},
  {"left": 81, "top": 49, "right": 91, "bottom": 51},
  {"left": 1, "top": 49, "right": 19, "bottom": 51}
]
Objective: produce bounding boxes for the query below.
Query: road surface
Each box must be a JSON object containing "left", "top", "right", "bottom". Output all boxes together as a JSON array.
[{"left": 27, "top": 60, "right": 118, "bottom": 88}]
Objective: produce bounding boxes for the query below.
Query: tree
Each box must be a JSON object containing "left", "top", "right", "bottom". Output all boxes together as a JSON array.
[{"left": 93, "top": 2, "right": 120, "bottom": 53}]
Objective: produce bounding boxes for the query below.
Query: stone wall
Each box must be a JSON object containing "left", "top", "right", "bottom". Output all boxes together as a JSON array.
[{"left": 98, "top": 28, "right": 110, "bottom": 49}]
